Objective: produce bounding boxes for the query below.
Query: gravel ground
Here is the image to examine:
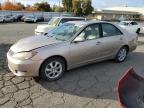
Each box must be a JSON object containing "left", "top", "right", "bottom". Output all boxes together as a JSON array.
[{"left": 0, "top": 23, "right": 144, "bottom": 108}]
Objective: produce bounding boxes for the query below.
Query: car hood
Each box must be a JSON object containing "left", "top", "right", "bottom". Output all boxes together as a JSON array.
[
  {"left": 11, "top": 36, "right": 61, "bottom": 53},
  {"left": 36, "top": 24, "right": 55, "bottom": 32}
]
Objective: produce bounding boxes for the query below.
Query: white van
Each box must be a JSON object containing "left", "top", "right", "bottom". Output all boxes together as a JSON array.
[{"left": 35, "top": 17, "right": 86, "bottom": 35}]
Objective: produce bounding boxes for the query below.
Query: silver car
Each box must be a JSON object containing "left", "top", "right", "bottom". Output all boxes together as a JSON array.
[
  {"left": 0, "top": 15, "right": 14, "bottom": 23},
  {"left": 7, "top": 21, "right": 138, "bottom": 81},
  {"left": 24, "top": 15, "right": 38, "bottom": 23}
]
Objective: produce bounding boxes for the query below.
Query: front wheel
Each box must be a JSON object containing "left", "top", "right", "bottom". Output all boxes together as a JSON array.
[
  {"left": 115, "top": 47, "right": 128, "bottom": 62},
  {"left": 39, "top": 57, "right": 66, "bottom": 81}
]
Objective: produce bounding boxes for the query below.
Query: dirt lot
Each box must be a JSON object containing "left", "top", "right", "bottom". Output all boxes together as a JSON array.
[{"left": 0, "top": 23, "right": 144, "bottom": 108}]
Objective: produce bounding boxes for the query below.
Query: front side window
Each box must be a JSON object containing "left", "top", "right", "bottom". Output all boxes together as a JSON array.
[
  {"left": 48, "top": 23, "right": 84, "bottom": 41},
  {"left": 102, "top": 23, "right": 122, "bottom": 37},
  {"left": 74, "top": 24, "right": 100, "bottom": 42},
  {"left": 48, "top": 18, "right": 60, "bottom": 26},
  {"left": 26, "top": 15, "right": 35, "bottom": 18}
]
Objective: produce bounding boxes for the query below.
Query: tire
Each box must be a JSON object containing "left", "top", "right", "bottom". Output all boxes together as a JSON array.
[
  {"left": 136, "top": 28, "right": 140, "bottom": 34},
  {"left": 115, "top": 46, "right": 128, "bottom": 62},
  {"left": 39, "top": 57, "right": 66, "bottom": 81},
  {"left": 34, "top": 20, "right": 37, "bottom": 23}
]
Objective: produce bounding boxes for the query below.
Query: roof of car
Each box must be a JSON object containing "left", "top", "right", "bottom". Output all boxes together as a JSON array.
[
  {"left": 121, "top": 21, "right": 136, "bottom": 23},
  {"left": 52, "top": 16, "right": 86, "bottom": 19},
  {"left": 66, "top": 20, "right": 109, "bottom": 25}
]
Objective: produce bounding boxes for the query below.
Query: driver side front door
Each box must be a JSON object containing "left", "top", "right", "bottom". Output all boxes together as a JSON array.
[{"left": 69, "top": 23, "right": 103, "bottom": 68}]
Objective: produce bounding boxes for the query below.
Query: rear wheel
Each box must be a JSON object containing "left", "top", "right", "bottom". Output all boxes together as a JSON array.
[
  {"left": 39, "top": 57, "right": 66, "bottom": 81},
  {"left": 34, "top": 20, "right": 37, "bottom": 23},
  {"left": 136, "top": 28, "right": 140, "bottom": 34},
  {"left": 115, "top": 47, "right": 128, "bottom": 62}
]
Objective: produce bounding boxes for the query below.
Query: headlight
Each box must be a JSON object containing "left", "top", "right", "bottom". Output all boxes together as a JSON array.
[{"left": 12, "top": 51, "right": 37, "bottom": 60}]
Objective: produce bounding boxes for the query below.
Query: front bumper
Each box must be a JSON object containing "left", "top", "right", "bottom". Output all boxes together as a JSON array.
[{"left": 7, "top": 53, "right": 43, "bottom": 77}]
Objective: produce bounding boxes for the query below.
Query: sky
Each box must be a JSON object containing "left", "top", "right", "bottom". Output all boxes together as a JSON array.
[{"left": 1, "top": 0, "right": 144, "bottom": 9}]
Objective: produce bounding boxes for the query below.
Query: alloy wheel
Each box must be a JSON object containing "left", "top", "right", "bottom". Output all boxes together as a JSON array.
[{"left": 45, "top": 61, "right": 63, "bottom": 79}]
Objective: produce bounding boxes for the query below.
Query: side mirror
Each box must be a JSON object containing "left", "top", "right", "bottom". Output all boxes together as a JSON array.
[
  {"left": 73, "top": 37, "right": 84, "bottom": 43},
  {"left": 73, "top": 32, "right": 85, "bottom": 43}
]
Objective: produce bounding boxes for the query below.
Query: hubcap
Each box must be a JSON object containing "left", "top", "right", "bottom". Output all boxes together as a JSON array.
[
  {"left": 45, "top": 61, "right": 62, "bottom": 79},
  {"left": 118, "top": 48, "right": 127, "bottom": 61}
]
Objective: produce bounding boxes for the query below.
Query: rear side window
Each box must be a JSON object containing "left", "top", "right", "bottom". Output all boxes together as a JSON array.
[
  {"left": 131, "top": 22, "right": 138, "bottom": 25},
  {"left": 102, "top": 23, "right": 123, "bottom": 37}
]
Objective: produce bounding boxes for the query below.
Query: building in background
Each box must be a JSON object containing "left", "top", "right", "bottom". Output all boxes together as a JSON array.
[{"left": 92, "top": 7, "right": 144, "bottom": 21}]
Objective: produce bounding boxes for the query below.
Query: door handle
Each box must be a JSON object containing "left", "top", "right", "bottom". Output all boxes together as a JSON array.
[{"left": 96, "top": 41, "right": 101, "bottom": 45}]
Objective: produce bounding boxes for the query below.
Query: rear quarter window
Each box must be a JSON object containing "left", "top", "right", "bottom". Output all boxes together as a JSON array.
[
  {"left": 102, "top": 23, "right": 123, "bottom": 37},
  {"left": 131, "top": 22, "right": 138, "bottom": 25}
]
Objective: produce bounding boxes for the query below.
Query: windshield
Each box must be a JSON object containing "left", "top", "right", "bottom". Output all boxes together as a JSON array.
[
  {"left": 47, "top": 23, "right": 84, "bottom": 41},
  {"left": 48, "top": 18, "right": 60, "bottom": 26},
  {"left": 0, "top": 16, "right": 4, "bottom": 18},
  {"left": 27, "top": 15, "right": 35, "bottom": 18},
  {"left": 119, "top": 22, "right": 129, "bottom": 26}
]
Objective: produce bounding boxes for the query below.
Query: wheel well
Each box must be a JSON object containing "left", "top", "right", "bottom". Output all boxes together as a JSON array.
[
  {"left": 39, "top": 55, "right": 67, "bottom": 75},
  {"left": 122, "top": 45, "right": 129, "bottom": 52}
]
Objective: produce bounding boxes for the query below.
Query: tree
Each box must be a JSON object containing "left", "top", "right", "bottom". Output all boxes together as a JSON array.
[
  {"left": 72, "top": 0, "right": 82, "bottom": 16},
  {"left": 1, "top": 2, "right": 15, "bottom": 10},
  {"left": 15, "top": 3, "right": 25, "bottom": 10},
  {"left": 34, "top": 2, "right": 51, "bottom": 12},
  {"left": 62, "top": 0, "right": 73, "bottom": 12},
  {"left": 0, "top": 3, "right": 1, "bottom": 10},
  {"left": 82, "top": 0, "right": 93, "bottom": 16},
  {"left": 25, "top": 5, "right": 37, "bottom": 11},
  {"left": 1, "top": 2, "right": 25, "bottom": 11},
  {"left": 52, "top": 5, "right": 64, "bottom": 12}
]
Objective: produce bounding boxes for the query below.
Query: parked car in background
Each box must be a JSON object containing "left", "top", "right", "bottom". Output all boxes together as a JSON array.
[
  {"left": 7, "top": 21, "right": 138, "bottom": 81},
  {"left": 35, "top": 17, "right": 86, "bottom": 35},
  {"left": 13, "top": 14, "right": 23, "bottom": 22},
  {"left": 37, "top": 16, "right": 44, "bottom": 22},
  {"left": 0, "top": 15, "right": 5, "bottom": 23},
  {"left": 118, "top": 21, "right": 142, "bottom": 34},
  {"left": 0, "top": 15, "right": 14, "bottom": 23},
  {"left": 24, "top": 15, "right": 38, "bottom": 23},
  {"left": 21, "top": 15, "right": 26, "bottom": 21}
]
